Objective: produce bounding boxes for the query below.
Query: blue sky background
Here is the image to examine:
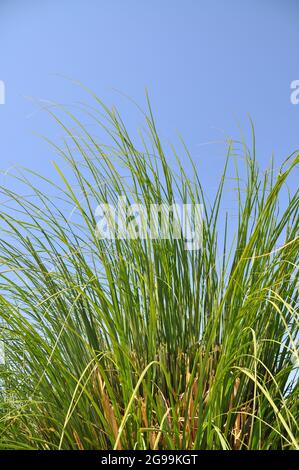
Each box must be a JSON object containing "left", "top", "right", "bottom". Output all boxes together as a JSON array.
[{"left": 0, "top": 0, "right": 298, "bottom": 209}]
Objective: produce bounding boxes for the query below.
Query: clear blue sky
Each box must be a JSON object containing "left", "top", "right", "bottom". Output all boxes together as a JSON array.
[{"left": 0, "top": 0, "right": 298, "bottom": 203}]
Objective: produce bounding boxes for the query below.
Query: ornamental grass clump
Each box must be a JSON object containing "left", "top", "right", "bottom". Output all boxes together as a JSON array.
[{"left": 0, "top": 93, "right": 298, "bottom": 449}]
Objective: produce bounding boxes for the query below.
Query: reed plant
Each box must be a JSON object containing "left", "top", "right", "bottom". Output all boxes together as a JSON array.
[{"left": 0, "top": 93, "right": 298, "bottom": 449}]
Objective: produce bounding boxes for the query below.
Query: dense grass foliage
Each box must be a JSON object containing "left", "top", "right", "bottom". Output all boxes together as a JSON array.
[{"left": 0, "top": 95, "right": 298, "bottom": 449}]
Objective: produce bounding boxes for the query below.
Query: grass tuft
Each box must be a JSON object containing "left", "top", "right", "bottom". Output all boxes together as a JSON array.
[{"left": 0, "top": 94, "right": 298, "bottom": 449}]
